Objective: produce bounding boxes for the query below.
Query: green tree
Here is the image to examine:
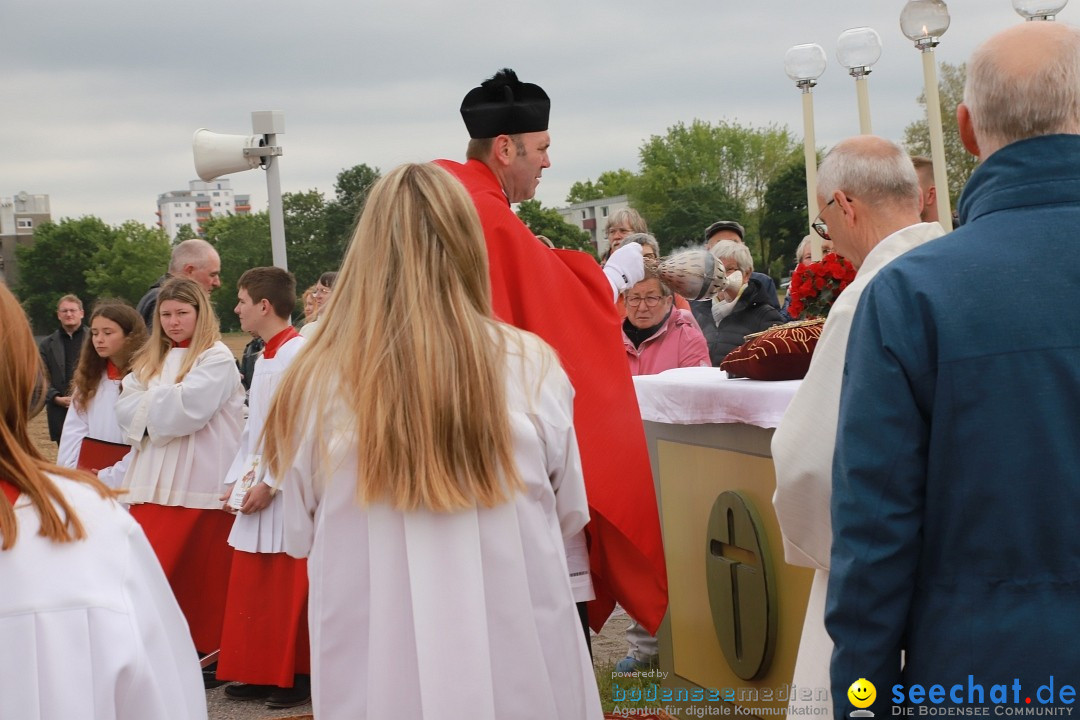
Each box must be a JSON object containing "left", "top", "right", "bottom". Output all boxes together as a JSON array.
[
  {"left": 516, "top": 200, "right": 594, "bottom": 255},
  {"left": 282, "top": 189, "right": 330, "bottom": 292},
  {"left": 203, "top": 212, "right": 272, "bottom": 331},
  {"left": 632, "top": 119, "right": 798, "bottom": 274},
  {"left": 323, "top": 164, "right": 381, "bottom": 262},
  {"left": 15, "top": 217, "right": 117, "bottom": 333},
  {"left": 649, "top": 184, "right": 745, "bottom": 254},
  {"left": 903, "top": 62, "right": 977, "bottom": 209},
  {"left": 86, "top": 221, "right": 171, "bottom": 306},
  {"left": 759, "top": 155, "right": 813, "bottom": 280},
  {"left": 565, "top": 169, "right": 637, "bottom": 204},
  {"left": 173, "top": 224, "right": 198, "bottom": 243}
]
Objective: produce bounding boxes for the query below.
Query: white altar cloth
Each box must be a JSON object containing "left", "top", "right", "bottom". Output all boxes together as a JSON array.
[{"left": 633, "top": 367, "right": 799, "bottom": 429}]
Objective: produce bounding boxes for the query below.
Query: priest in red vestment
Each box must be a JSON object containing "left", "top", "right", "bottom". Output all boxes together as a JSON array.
[{"left": 435, "top": 68, "right": 667, "bottom": 635}]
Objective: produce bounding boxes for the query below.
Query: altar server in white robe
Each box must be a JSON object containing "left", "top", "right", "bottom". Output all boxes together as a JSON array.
[
  {"left": 0, "top": 283, "right": 207, "bottom": 720},
  {"left": 57, "top": 301, "right": 147, "bottom": 489},
  {"left": 772, "top": 136, "right": 944, "bottom": 718},
  {"left": 262, "top": 163, "right": 603, "bottom": 720},
  {"left": 217, "top": 266, "right": 311, "bottom": 708},
  {"left": 116, "top": 277, "right": 244, "bottom": 657}
]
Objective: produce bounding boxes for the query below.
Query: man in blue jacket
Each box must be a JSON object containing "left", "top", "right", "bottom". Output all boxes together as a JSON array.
[{"left": 828, "top": 21, "right": 1080, "bottom": 717}]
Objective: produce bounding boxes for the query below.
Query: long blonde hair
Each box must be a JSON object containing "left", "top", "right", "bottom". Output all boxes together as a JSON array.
[
  {"left": 262, "top": 163, "right": 523, "bottom": 512},
  {"left": 0, "top": 284, "right": 112, "bottom": 551},
  {"left": 130, "top": 277, "right": 221, "bottom": 384}
]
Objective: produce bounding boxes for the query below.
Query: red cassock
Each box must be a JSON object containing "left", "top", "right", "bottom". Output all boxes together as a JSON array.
[{"left": 435, "top": 158, "right": 668, "bottom": 633}]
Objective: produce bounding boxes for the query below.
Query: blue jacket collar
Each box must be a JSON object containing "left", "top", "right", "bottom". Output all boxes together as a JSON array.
[{"left": 958, "top": 134, "right": 1080, "bottom": 225}]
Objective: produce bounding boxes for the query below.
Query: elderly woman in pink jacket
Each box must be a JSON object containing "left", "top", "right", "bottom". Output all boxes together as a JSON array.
[{"left": 622, "top": 271, "right": 710, "bottom": 376}]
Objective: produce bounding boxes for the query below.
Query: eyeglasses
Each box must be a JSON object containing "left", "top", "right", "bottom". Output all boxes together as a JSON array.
[
  {"left": 812, "top": 198, "right": 835, "bottom": 242},
  {"left": 626, "top": 295, "right": 664, "bottom": 308}
]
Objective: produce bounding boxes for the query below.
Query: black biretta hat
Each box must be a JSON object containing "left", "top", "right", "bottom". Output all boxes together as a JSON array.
[{"left": 460, "top": 68, "right": 550, "bottom": 139}]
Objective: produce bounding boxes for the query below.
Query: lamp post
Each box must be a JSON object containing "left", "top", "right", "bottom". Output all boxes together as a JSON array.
[
  {"left": 901, "top": 1, "right": 953, "bottom": 231},
  {"left": 836, "top": 27, "right": 882, "bottom": 135},
  {"left": 192, "top": 110, "right": 288, "bottom": 269},
  {"left": 785, "top": 43, "right": 828, "bottom": 260},
  {"left": 1013, "top": 0, "right": 1068, "bottom": 19}
]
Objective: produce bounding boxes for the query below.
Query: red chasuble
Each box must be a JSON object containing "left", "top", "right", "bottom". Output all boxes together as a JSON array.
[{"left": 436, "top": 158, "right": 668, "bottom": 633}]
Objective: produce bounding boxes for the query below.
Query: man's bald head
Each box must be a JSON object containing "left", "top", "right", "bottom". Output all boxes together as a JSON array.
[
  {"left": 169, "top": 238, "right": 221, "bottom": 293},
  {"left": 818, "top": 135, "right": 922, "bottom": 212},
  {"left": 962, "top": 22, "right": 1080, "bottom": 159},
  {"left": 815, "top": 135, "right": 923, "bottom": 269}
]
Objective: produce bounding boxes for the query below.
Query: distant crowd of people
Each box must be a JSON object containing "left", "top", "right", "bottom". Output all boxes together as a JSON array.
[{"left": 4, "top": 19, "right": 1080, "bottom": 720}]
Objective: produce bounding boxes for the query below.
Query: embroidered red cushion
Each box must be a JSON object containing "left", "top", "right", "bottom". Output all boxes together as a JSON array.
[{"left": 719, "top": 319, "right": 825, "bottom": 381}]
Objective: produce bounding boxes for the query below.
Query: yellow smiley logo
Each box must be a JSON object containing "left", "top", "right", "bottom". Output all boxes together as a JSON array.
[{"left": 848, "top": 678, "right": 876, "bottom": 709}]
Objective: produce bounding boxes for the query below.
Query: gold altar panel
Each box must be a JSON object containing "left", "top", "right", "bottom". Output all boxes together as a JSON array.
[{"left": 657, "top": 439, "right": 814, "bottom": 715}]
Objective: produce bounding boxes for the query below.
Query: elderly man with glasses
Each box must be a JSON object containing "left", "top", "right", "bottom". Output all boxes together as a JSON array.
[
  {"left": 821, "top": 23, "right": 1080, "bottom": 717},
  {"left": 770, "top": 134, "right": 944, "bottom": 718}
]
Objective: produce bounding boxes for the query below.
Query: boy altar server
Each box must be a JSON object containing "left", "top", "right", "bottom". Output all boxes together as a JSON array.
[{"left": 218, "top": 267, "right": 311, "bottom": 709}]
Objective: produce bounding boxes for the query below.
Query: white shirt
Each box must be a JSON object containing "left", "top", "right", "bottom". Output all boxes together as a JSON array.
[
  {"left": 57, "top": 372, "right": 132, "bottom": 489},
  {"left": 281, "top": 328, "right": 603, "bottom": 720},
  {"left": 115, "top": 342, "right": 244, "bottom": 508},
  {"left": 0, "top": 474, "right": 207, "bottom": 720},
  {"left": 225, "top": 334, "right": 305, "bottom": 553}
]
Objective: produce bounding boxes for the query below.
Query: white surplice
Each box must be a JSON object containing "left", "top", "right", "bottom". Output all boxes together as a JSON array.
[
  {"left": 56, "top": 373, "right": 132, "bottom": 489},
  {"left": 115, "top": 342, "right": 244, "bottom": 508},
  {"left": 225, "top": 334, "right": 305, "bottom": 553},
  {"left": 771, "top": 222, "right": 944, "bottom": 718},
  {"left": 281, "top": 330, "right": 603, "bottom": 720},
  {"left": 0, "top": 474, "right": 207, "bottom": 720}
]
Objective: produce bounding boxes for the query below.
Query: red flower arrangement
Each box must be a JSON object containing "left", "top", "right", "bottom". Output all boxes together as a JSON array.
[{"left": 787, "top": 252, "right": 857, "bottom": 319}]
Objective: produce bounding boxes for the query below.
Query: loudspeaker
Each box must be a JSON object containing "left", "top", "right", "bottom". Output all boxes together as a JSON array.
[{"left": 192, "top": 129, "right": 263, "bottom": 181}]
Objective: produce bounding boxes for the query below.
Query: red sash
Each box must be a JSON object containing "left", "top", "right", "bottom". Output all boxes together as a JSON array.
[
  {"left": 1, "top": 479, "right": 19, "bottom": 505},
  {"left": 77, "top": 437, "right": 129, "bottom": 473}
]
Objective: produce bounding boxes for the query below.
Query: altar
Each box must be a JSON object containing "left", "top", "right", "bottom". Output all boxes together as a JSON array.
[{"left": 633, "top": 367, "right": 814, "bottom": 716}]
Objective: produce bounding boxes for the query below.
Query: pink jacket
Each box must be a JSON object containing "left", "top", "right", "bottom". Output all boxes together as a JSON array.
[{"left": 623, "top": 308, "right": 711, "bottom": 376}]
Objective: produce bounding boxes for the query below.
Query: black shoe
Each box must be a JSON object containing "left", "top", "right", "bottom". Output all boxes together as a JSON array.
[
  {"left": 224, "top": 683, "right": 275, "bottom": 700},
  {"left": 202, "top": 662, "right": 226, "bottom": 690},
  {"left": 265, "top": 675, "right": 311, "bottom": 709}
]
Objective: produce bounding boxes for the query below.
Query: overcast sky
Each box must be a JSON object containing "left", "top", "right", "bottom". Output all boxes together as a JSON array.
[{"left": 1, "top": 1, "right": 1065, "bottom": 228}]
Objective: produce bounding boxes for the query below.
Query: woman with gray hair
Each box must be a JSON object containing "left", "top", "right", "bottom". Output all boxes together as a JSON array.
[
  {"left": 620, "top": 232, "right": 660, "bottom": 260},
  {"left": 614, "top": 233, "right": 692, "bottom": 318},
  {"left": 689, "top": 240, "right": 784, "bottom": 366},
  {"left": 601, "top": 208, "right": 649, "bottom": 262}
]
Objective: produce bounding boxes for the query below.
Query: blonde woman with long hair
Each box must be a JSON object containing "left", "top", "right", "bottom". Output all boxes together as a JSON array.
[
  {"left": 115, "top": 277, "right": 244, "bottom": 664},
  {"left": 262, "top": 163, "right": 602, "bottom": 719},
  {"left": 57, "top": 301, "right": 147, "bottom": 488},
  {"left": 0, "top": 284, "right": 207, "bottom": 720}
]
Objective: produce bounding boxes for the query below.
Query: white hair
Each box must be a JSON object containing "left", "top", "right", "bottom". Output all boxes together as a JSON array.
[
  {"left": 623, "top": 232, "right": 660, "bottom": 257},
  {"left": 168, "top": 238, "right": 218, "bottom": 274},
  {"left": 965, "top": 24, "right": 1080, "bottom": 151},
  {"left": 709, "top": 239, "right": 753, "bottom": 275},
  {"left": 817, "top": 137, "right": 921, "bottom": 210},
  {"left": 795, "top": 235, "right": 813, "bottom": 263}
]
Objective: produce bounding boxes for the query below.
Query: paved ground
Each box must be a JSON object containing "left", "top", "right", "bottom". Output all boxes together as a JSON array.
[{"left": 204, "top": 613, "right": 628, "bottom": 719}]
